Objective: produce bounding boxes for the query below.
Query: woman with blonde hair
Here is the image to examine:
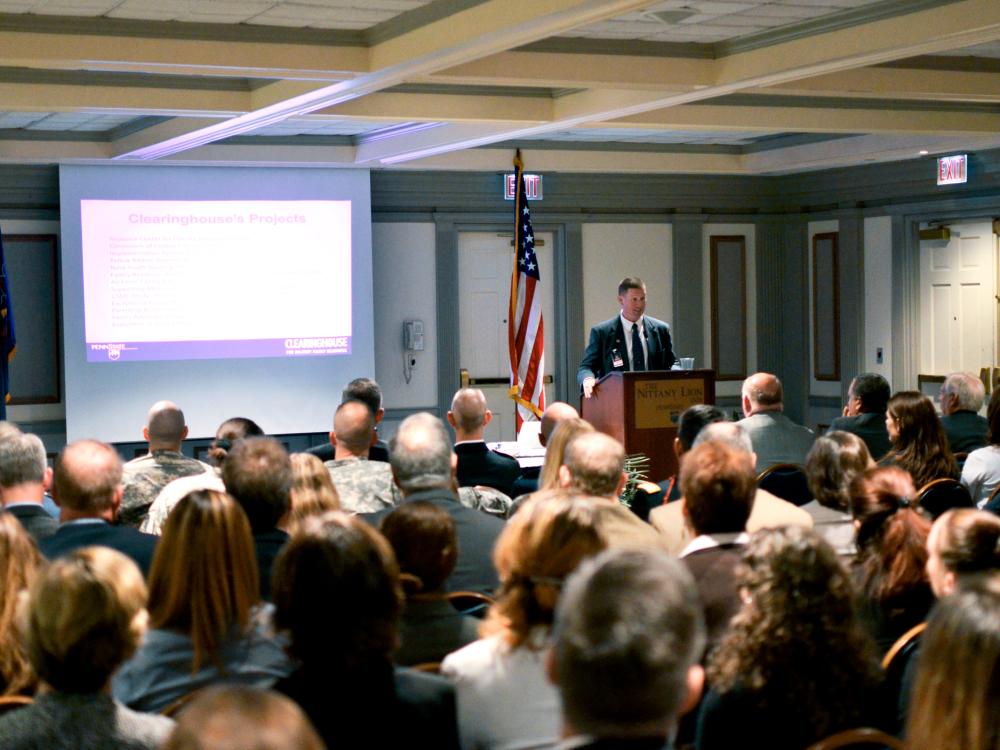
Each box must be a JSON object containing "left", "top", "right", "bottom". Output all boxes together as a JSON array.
[
  {"left": 0, "top": 513, "right": 41, "bottom": 696},
  {"left": 442, "top": 494, "right": 608, "bottom": 750},
  {"left": 287, "top": 452, "right": 340, "bottom": 531},
  {"left": 114, "top": 489, "right": 292, "bottom": 712},
  {"left": 537, "top": 417, "right": 594, "bottom": 491}
]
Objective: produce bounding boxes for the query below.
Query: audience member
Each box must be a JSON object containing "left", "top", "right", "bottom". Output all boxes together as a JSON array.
[
  {"left": 804, "top": 431, "right": 874, "bottom": 555},
  {"left": 649, "top": 423, "right": 812, "bottom": 555},
  {"left": 659, "top": 404, "right": 726, "bottom": 503},
  {"left": 114, "top": 489, "right": 292, "bottom": 713},
  {"left": 161, "top": 685, "right": 325, "bottom": 750},
  {"left": 273, "top": 512, "right": 458, "bottom": 750},
  {"left": 962, "top": 387, "right": 1000, "bottom": 507},
  {"left": 120, "top": 400, "right": 210, "bottom": 528},
  {"left": 850, "top": 466, "right": 934, "bottom": 653},
  {"left": 222, "top": 437, "right": 293, "bottom": 601},
  {"left": 510, "top": 401, "right": 579, "bottom": 497},
  {"left": 41, "top": 439, "right": 158, "bottom": 575},
  {"left": 536, "top": 417, "right": 594, "bottom": 492},
  {"left": 324, "top": 399, "right": 399, "bottom": 513},
  {"left": 442, "top": 495, "right": 607, "bottom": 750},
  {"left": 939, "top": 371, "right": 989, "bottom": 454},
  {"left": 0, "top": 547, "right": 174, "bottom": 748},
  {"left": 906, "top": 575, "right": 1000, "bottom": 750},
  {"left": 142, "top": 416, "right": 263, "bottom": 535},
  {"left": 926, "top": 507, "right": 1000, "bottom": 598},
  {"left": 737, "top": 372, "right": 815, "bottom": 471},
  {"left": 448, "top": 388, "right": 520, "bottom": 499},
  {"left": 0, "top": 431, "right": 57, "bottom": 542},
  {"left": 698, "top": 527, "right": 886, "bottom": 750},
  {"left": 307, "top": 377, "right": 390, "bottom": 463},
  {"left": 287, "top": 452, "right": 340, "bottom": 533},
  {"left": 882, "top": 391, "right": 958, "bottom": 487},
  {"left": 827, "top": 372, "right": 893, "bottom": 460},
  {"left": 365, "top": 412, "right": 504, "bottom": 594},
  {"left": 380, "top": 501, "right": 479, "bottom": 666},
  {"left": 0, "top": 513, "right": 40, "bottom": 696},
  {"left": 550, "top": 548, "right": 706, "bottom": 749}
]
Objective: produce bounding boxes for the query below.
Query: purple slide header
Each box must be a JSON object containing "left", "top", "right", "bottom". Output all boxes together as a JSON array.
[{"left": 87, "top": 336, "right": 352, "bottom": 363}]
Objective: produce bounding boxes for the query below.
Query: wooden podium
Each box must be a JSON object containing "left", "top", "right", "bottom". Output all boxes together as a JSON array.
[{"left": 581, "top": 369, "right": 716, "bottom": 482}]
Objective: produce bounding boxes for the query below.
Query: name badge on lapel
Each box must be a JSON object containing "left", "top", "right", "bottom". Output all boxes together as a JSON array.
[{"left": 612, "top": 349, "right": 624, "bottom": 369}]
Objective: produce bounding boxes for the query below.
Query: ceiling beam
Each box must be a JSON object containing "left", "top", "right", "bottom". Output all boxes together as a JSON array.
[{"left": 756, "top": 67, "right": 1000, "bottom": 104}]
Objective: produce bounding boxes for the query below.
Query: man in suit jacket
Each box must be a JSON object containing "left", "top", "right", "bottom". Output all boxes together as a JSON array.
[
  {"left": 40, "top": 439, "right": 157, "bottom": 575},
  {"left": 577, "top": 277, "right": 679, "bottom": 399},
  {"left": 448, "top": 387, "right": 520, "bottom": 499},
  {"left": 737, "top": 372, "right": 816, "bottom": 471},
  {"left": 940, "top": 372, "right": 989, "bottom": 454},
  {"left": 363, "top": 412, "right": 504, "bottom": 595},
  {"left": 827, "top": 372, "right": 892, "bottom": 460},
  {"left": 0, "top": 431, "right": 57, "bottom": 542}
]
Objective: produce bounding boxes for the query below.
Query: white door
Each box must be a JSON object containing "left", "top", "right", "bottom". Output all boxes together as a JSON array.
[
  {"left": 458, "top": 231, "right": 555, "bottom": 442},
  {"left": 919, "top": 221, "right": 997, "bottom": 376}
]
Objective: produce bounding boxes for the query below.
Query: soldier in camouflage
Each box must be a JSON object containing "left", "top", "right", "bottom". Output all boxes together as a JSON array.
[
  {"left": 325, "top": 400, "right": 401, "bottom": 513},
  {"left": 119, "top": 401, "right": 211, "bottom": 528}
]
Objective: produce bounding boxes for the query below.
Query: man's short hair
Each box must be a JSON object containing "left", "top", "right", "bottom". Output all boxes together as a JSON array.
[
  {"left": 742, "top": 373, "right": 783, "bottom": 407},
  {"left": 146, "top": 401, "right": 186, "bottom": 445},
  {"left": 389, "top": 413, "right": 453, "bottom": 492},
  {"left": 222, "top": 437, "right": 292, "bottom": 533},
  {"left": 333, "top": 400, "right": 375, "bottom": 455},
  {"left": 342, "top": 378, "right": 382, "bottom": 415},
  {"left": 693, "top": 422, "right": 753, "bottom": 454},
  {"left": 678, "top": 405, "right": 726, "bottom": 451},
  {"left": 0, "top": 431, "right": 47, "bottom": 487},
  {"left": 563, "top": 432, "right": 625, "bottom": 498},
  {"left": 943, "top": 372, "right": 986, "bottom": 412},
  {"left": 617, "top": 277, "right": 645, "bottom": 297},
  {"left": 553, "top": 548, "right": 705, "bottom": 738},
  {"left": 850, "top": 373, "right": 891, "bottom": 414},
  {"left": 53, "top": 440, "right": 122, "bottom": 514},
  {"left": 680, "top": 440, "right": 756, "bottom": 535},
  {"left": 450, "top": 388, "right": 488, "bottom": 434}
]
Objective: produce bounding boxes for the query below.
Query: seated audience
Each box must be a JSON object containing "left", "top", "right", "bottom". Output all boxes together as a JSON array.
[
  {"left": 509, "top": 401, "right": 579, "bottom": 496},
  {"left": 441, "top": 495, "right": 607, "bottom": 750},
  {"left": 0, "top": 513, "right": 40, "bottom": 696},
  {"left": 881, "top": 391, "right": 958, "bottom": 487},
  {"left": 827, "top": 372, "right": 893, "bottom": 460},
  {"left": 0, "top": 547, "right": 174, "bottom": 748},
  {"left": 273, "top": 512, "right": 458, "bottom": 750},
  {"left": 961, "top": 387, "right": 1000, "bottom": 507},
  {"left": 804, "top": 431, "right": 874, "bottom": 555},
  {"left": 906, "top": 575, "right": 1000, "bottom": 750},
  {"left": 658, "top": 404, "right": 726, "bottom": 503},
  {"left": 380, "top": 501, "right": 479, "bottom": 667},
  {"left": 287, "top": 452, "right": 340, "bottom": 532},
  {"left": 161, "top": 685, "right": 325, "bottom": 750},
  {"left": 850, "top": 466, "right": 934, "bottom": 653},
  {"left": 324, "top": 399, "right": 400, "bottom": 513},
  {"left": 448, "top": 387, "right": 520, "bottom": 499},
  {"left": 41, "top": 439, "right": 158, "bottom": 575},
  {"left": 0, "top": 431, "right": 57, "bottom": 542},
  {"left": 939, "top": 371, "right": 989, "bottom": 454},
  {"left": 120, "top": 400, "right": 210, "bottom": 528},
  {"left": 697, "top": 527, "right": 886, "bottom": 750},
  {"left": 307, "top": 377, "right": 390, "bottom": 463},
  {"left": 736, "top": 372, "right": 815, "bottom": 471},
  {"left": 507, "top": 416, "right": 594, "bottom": 518},
  {"left": 550, "top": 548, "right": 706, "bottom": 750},
  {"left": 142, "top": 416, "right": 263, "bottom": 535},
  {"left": 114, "top": 489, "right": 292, "bottom": 713}
]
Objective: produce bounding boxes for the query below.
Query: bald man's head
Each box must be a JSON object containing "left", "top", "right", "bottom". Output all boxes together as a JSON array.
[
  {"left": 448, "top": 388, "right": 491, "bottom": 440},
  {"left": 332, "top": 400, "right": 375, "bottom": 457},
  {"left": 540, "top": 402, "right": 580, "bottom": 447},
  {"left": 145, "top": 400, "right": 187, "bottom": 449},
  {"left": 741, "top": 372, "right": 783, "bottom": 416},
  {"left": 53, "top": 439, "right": 123, "bottom": 516},
  {"left": 560, "top": 432, "right": 627, "bottom": 499}
]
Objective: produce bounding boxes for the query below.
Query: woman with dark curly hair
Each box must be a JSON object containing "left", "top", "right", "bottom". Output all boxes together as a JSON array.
[
  {"left": 881, "top": 391, "right": 958, "bottom": 487},
  {"left": 696, "top": 526, "right": 887, "bottom": 750}
]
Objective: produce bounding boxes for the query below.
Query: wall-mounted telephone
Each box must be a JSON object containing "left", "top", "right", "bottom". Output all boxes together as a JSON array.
[{"left": 404, "top": 319, "right": 425, "bottom": 351}]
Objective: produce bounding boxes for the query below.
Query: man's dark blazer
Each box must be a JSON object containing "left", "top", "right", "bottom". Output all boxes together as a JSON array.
[
  {"left": 307, "top": 439, "right": 389, "bottom": 463},
  {"left": 827, "top": 411, "right": 893, "bottom": 461},
  {"left": 362, "top": 486, "right": 503, "bottom": 595},
  {"left": 455, "top": 441, "right": 520, "bottom": 499},
  {"left": 254, "top": 528, "right": 290, "bottom": 602},
  {"left": 5, "top": 504, "right": 57, "bottom": 543},
  {"left": 40, "top": 520, "right": 158, "bottom": 576},
  {"left": 682, "top": 542, "right": 744, "bottom": 655},
  {"left": 941, "top": 410, "right": 989, "bottom": 454},
  {"left": 577, "top": 315, "right": 677, "bottom": 387}
]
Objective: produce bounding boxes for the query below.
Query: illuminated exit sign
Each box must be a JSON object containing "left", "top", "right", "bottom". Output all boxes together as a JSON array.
[
  {"left": 504, "top": 173, "right": 543, "bottom": 200},
  {"left": 937, "top": 154, "right": 968, "bottom": 185}
]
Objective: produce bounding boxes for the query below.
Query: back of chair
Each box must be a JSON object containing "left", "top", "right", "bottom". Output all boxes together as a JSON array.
[
  {"left": 916, "top": 478, "right": 974, "bottom": 519},
  {"left": 0, "top": 695, "right": 33, "bottom": 718},
  {"left": 756, "top": 463, "right": 811, "bottom": 506},
  {"left": 446, "top": 590, "right": 495, "bottom": 619},
  {"left": 880, "top": 621, "right": 927, "bottom": 718},
  {"left": 806, "top": 727, "right": 906, "bottom": 750}
]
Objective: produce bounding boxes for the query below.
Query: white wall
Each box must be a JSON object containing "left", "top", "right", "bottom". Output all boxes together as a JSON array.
[
  {"left": 808, "top": 219, "right": 841, "bottom": 398},
  {"left": 581, "top": 223, "right": 673, "bottom": 345},
  {"left": 372, "top": 222, "right": 437, "bottom": 409},
  {"left": 863, "top": 216, "right": 893, "bottom": 382}
]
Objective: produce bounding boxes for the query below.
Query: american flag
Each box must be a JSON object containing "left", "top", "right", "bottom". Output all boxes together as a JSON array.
[{"left": 508, "top": 150, "right": 545, "bottom": 431}]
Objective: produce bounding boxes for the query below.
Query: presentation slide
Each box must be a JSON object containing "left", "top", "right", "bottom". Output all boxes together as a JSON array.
[
  {"left": 81, "top": 199, "right": 352, "bottom": 362},
  {"left": 60, "top": 165, "right": 375, "bottom": 443}
]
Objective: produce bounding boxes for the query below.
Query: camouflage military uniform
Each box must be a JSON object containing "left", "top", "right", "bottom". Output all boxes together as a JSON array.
[
  {"left": 140, "top": 469, "right": 223, "bottom": 536},
  {"left": 325, "top": 457, "right": 401, "bottom": 514},
  {"left": 120, "top": 450, "right": 212, "bottom": 528}
]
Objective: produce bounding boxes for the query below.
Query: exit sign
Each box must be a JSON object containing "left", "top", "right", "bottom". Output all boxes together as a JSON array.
[
  {"left": 504, "top": 173, "right": 543, "bottom": 200},
  {"left": 937, "top": 154, "right": 968, "bottom": 185}
]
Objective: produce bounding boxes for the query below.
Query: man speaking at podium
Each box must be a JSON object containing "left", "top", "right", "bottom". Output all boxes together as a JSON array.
[{"left": 577, "top": 277, "right": 679, "bottom": 398}]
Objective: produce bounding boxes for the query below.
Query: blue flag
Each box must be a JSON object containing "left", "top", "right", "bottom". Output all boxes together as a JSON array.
[{"left": 0, "top": 229, "right": 15, "bottom": 419}]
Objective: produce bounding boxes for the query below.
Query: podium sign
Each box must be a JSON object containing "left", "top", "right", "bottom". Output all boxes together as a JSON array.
[{"left": 634, "top": 377, "right": 709, "bottom": 429}]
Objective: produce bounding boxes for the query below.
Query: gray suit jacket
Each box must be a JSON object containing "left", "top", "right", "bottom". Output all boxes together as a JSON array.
[{"left": 737, "top": 411, "right": 816, "bottom": 472}]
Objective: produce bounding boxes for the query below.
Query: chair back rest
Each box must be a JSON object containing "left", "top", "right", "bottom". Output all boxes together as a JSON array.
[
  {"left": 446, "top": 590, "right": 495, "bottom": 618},
  {"left": 0, "top": 695, "right": 33, "bottom": 718},
  {"left": 916, "top": 478, "right": 973, "bottom": 519},
  {"left": 805, "top": 727, "right": 906, "bottom": 750},
  {"left": 756, "top": 463, "right": 811, "bottom": 506}
]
